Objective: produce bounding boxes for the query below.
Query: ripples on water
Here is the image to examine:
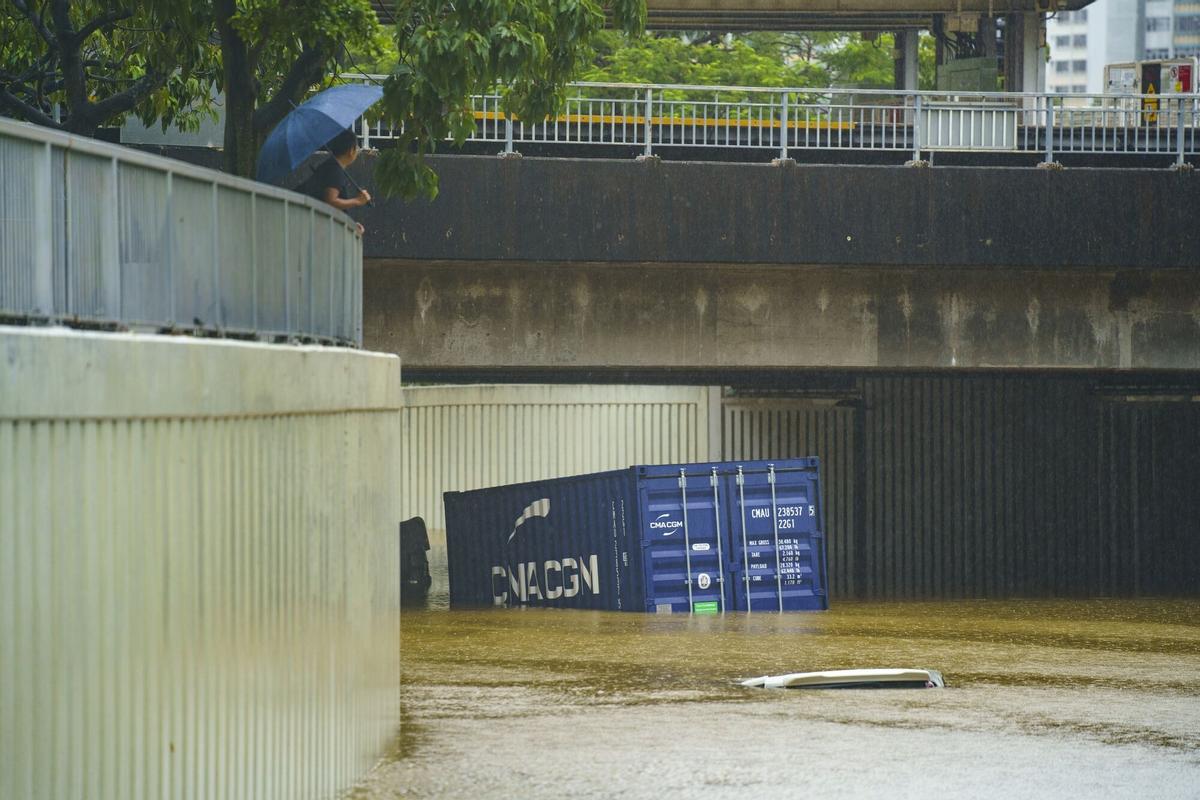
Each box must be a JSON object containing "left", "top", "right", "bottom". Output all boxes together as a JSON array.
[{"left": 350, "top": 554, "right": 1200, "bottom": 799}]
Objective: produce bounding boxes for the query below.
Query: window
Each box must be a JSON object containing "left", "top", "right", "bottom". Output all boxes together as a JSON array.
[
  {"left": 1144, "top": 47, "right": 1172, "bottom": 58},
  {"left": 1055, "top": 35, "right": 1071, "bottom": 47},
  {"left": 1073, "top": 34, "right": 1087, "bottom": 46},
  {"left": 1072, "top": 60, "right": 1088, "bottom": 72},
  {"left": 1056, "top": 61, "right": 1071, "bottom": 73},
  {"left": 1146, "top": 17, "right": 1171, "bottom": 32},
  {"left": 1178, "top": 15, "right": 1200, "bottom": 32},
  {"left": 1071, "top": 85, "right": 1087, "bottom": 93},
  {"left": 1078, "top": 9, "right": 1087, "bottom": 21}
]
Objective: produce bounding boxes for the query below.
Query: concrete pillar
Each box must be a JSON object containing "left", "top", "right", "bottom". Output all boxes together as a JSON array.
[
  {"left": 903, "top": 30, "right": 920, "bottom": 90},
  {"left": 894, "top": 30, "right": 921, "bottom": 91},
  {"left": 1021, "top": 12, "right": 1047, "bottom": 93},
  {"left": 1003, "top": 11, "right": 1047, "bottom": 93}
]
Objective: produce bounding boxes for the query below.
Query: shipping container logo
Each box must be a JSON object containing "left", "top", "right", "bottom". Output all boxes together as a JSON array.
[
  {"left": 650, "top": 512, "right": 684, "bottom": 535},
  {"left": 507, "top": 498, "right": 551, "bottom": 542},
  {"left": 492, "top": 496, "right": 601, "bottom": 605}
]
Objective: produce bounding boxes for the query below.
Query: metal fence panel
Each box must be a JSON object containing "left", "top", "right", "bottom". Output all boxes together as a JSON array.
[
  {"left": 63, "top": 151, "right": 121, "bottom": 320},
  {"left": 287, "top": 204, "right": 314, "bottom": 336},
  {"left": 170, "top": 174, "right": 218, "bottom": 329},
  {"left": 217, "top": 185, "right": 257, "bottom": 332},
  {"left": 0, "top": 116, "right": 361, "bottom": 345},
  {"left": 117, "top": 163, "right": 172, "bottom": 326},
  {"left": 255, "top": 196, "right": 288, "bottom": 336},
  {"left": 0, "top": 136, "right": 46, "bottom": 316}
]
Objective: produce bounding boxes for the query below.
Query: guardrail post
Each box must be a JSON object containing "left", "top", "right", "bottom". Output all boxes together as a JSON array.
[
  {"left": 1044, "top": 97, "right": 1056, "bottom": 164},
  {"left": 779, "top": 91, "right": 789, "bottom": 160},
  {"left": 912, "top": 93, "right": 923, "bottom": 162},
  {"left": 1177, "top": 97, "right": 1186, "bottom": 167},
  {"left": 504, "top": 112, "right": 514, "bottom": 154},
  {"left": 644, "top": 88, "right": 653, "bottom": 157}
]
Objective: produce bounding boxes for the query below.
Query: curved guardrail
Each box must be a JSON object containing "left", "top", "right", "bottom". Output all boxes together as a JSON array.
[{"left": 0, "top": 116, "right": 362, "bottom": 346}]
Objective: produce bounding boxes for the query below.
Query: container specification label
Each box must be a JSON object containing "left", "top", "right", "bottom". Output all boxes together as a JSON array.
[
  {"left": 744, "top": 537, "right": 807, "bottom": 585},
  {"left": 692, "top": 601, "right": 720, "bottom": 615}
]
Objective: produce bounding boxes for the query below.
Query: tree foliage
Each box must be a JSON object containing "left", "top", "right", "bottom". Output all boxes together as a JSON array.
[
  {"left": 579, "top": 31, "right": 828, "bottom": 88},
  {"left": 377, "top": 0, "right": 646, "bottom": 199},
  {"left": 582, "top": 30, "right": 936, "bottom": 91},
  {"left": 212, "top": 0, "right": 384, "bottom": 176},
  {"left": 0, "top": 0, "right": 215, "bottom": 135}
]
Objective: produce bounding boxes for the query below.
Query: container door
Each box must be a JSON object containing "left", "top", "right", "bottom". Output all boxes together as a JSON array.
[
  {"left": 726, "top": 464, "right": 827, "bottom": 611},
  {"left": 638, "top": 467, "right": 730, "bottom": 614}
]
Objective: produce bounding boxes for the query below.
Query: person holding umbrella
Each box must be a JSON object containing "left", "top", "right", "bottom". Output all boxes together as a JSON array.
[
  {"left": 256, "top": 84, "right": 382, "bottom": 235},
  {"left": 297, "top": 129, "right": 371, "bottom": 232}
]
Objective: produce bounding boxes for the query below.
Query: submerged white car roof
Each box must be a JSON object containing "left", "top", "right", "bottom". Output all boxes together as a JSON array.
[{"left": 742, "top": 668, "right": 945, "bottom": 689}]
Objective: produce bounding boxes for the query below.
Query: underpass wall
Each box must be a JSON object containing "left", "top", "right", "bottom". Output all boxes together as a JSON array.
[
  {"left": 399, "top": 378, "right": 1200, "bottom": 602},
  {"left": 366, "top": 260, "right": 1200, "bottom": 370},
  {"left": 0, "top": 327, "right": 402, "bottom": 800}
]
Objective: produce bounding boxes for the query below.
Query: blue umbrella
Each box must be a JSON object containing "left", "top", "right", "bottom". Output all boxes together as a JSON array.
[{"left": 255, "top": 84, "right": 383, "bottom": 184}]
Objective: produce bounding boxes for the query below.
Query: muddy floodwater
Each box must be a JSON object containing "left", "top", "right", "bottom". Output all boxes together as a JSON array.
[{"left": 351, "top": 559, "right": 1200, "bottom": 799}]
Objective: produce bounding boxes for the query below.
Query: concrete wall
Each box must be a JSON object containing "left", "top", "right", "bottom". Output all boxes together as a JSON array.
[
  {"left": 0, "top": 327, "right": 402, "bottom": 800},
  {"left": 359, "top": 155, "right": 1200, "bottom": 270},
  {"left": 357, "top": 155, "right": 1200, "bottom": 372},
  {"left": 366, "top": 260, "right": 1200, "bottom": 370}
]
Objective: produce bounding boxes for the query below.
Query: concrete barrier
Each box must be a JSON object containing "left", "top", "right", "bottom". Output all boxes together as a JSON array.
[{"left": 0, "top": 327, "right": 402, "bottom": 800}]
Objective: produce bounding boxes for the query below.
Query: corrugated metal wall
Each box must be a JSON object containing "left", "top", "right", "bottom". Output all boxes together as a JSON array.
[
  {"left": 723, "top": 375, "right": 1200, "bottom": 600},
  {"left": 0, "top": 330, "right": 401, "bottom": 800},
  {"left": 401, "top": 385, "right": 715, "bottom": 531},
  {"left": 722, "top": 399, "right": 859, "bottom": 599}
]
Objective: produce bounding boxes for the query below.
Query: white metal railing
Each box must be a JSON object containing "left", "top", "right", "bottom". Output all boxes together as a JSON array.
[
  {"left": 0, "top": 116, "right": 363, "bottom": 346},
  {"left": 356, "top": 79, "right": 1200, "bottom": 165}
]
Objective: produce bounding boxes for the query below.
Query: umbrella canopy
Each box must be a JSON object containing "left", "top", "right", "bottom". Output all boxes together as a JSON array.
[{"left": 255, "top": 84, "right": 383, "bottom": 184}]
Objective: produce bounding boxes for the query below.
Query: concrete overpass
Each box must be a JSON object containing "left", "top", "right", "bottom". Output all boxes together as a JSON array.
[
  {"left": 355, "top": 154, "right": 1200, "bottom": 377},
  {"left": 640, "top": 0, "right": 1088, "bottom": 30}
]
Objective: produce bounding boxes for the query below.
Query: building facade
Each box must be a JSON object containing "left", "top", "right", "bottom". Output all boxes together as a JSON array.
[{"left": 1048, "top": 0, "right": 1199, "bottom": 93}]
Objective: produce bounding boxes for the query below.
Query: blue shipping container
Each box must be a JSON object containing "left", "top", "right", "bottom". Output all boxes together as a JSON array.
[{"left": 443, "top": 459, "right": 827, "bottom": 613}]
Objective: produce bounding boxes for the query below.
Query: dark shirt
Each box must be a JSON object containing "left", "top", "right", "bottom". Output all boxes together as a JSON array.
[{"left": 298, "top": 156, "right": 353, "bottom": 203}]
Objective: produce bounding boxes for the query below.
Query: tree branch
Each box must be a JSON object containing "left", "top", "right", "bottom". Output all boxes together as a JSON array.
[
  {"left": 9, "top": 0, "right": 55, "bottom": 48},
  {"left": 0, "top": 84, "right": 59, "bottom": 128},
  {"left": 88, "top": 70, "right": 165, "bottom": 122},
  {"left": 72, "top": 8, "right": 135, "bottom": 46},
  {"left": 252, "top": 41, "right": 329, "bottom": 133},
  {"left": 46, "top": 0, "right": 90, "bottom": 110}
]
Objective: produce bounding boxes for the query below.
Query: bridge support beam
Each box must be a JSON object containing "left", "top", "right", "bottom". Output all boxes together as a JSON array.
[
  {"left": 894, "top": 30, "right": 920, "bottom": 91},
  {"left": 1005, "top": 11, "right": 1047, "bottom": 92}
]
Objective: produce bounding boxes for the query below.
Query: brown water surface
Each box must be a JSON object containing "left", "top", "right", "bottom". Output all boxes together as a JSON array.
[{"left": 352, "top": 577, "right": 1200, "bottom": 799}]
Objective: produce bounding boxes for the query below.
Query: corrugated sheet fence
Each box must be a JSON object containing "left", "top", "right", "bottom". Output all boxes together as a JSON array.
[
  {"left": 724, "top": 375, "right": 1200, "bottom": 600},
  {"left": 0, "top": 329, "right": 401, "bottom": 800},
  {"left": 401, "top": 385, "right": 716, "bottom": 532}
]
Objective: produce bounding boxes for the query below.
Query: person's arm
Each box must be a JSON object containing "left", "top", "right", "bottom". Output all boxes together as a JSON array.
[{"left": 321, "top": 186, "right": 371, "bottom": 211}]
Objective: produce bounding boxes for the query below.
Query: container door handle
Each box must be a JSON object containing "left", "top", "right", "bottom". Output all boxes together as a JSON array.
[
  {"left": 737, "top": 466, "right": 751, "bottom": 613},
  {"left": 710, "top": 467, "right": 726, "bottom": 614},
  {"left": 769, "top": 464, "right": 783, "bottom": 612},
  {"left": 679, "top": 468, "right": 694, "bottom": 613}
]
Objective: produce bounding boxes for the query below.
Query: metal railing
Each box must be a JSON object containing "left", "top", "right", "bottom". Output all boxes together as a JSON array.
[
  {"left": 0, "top": 116, "right": 362, "bottom": 346},
  {"left": 356, "top": 79, "right": 1200, "bottom": 165}
]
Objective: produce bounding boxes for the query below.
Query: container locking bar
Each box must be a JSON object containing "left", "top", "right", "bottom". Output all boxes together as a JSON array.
[
  {"left": 768, "top": 464, "right": 783, "bottom": 612},
  {"left": 678, "top": 468, "right": 694, "bottom": 612},
  {"left": 710, "top": 467, "right": 726, "bottom": 614},
  {"left": 737, "top": 466, "right": 751, "bottom": 613}
]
